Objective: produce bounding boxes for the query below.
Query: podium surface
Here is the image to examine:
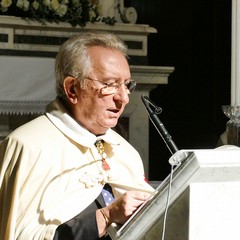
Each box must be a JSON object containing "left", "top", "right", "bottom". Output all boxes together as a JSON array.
[{"left": 109, "top": 147, "right": 240, "bottom": 240}]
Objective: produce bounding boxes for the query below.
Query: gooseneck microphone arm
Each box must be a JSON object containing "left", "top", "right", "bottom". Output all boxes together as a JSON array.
[{"left": 141, "top": 95, "right": 179, "bottom": 155}]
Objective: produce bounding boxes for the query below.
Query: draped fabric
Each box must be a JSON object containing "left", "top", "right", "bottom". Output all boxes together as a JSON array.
[
  {"left": 0, "top": 56, "right": 55, "bottom": 114},
  {"left": 0, "top": 98, "right": 154, "bottom": 240}
]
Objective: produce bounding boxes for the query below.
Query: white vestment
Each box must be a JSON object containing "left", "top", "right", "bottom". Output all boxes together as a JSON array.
[{"left": 0, "top": 99, "right": 154, "bottom": 240}]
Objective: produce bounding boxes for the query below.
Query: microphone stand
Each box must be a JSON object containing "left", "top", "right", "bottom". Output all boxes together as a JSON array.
[{"left": 141, "top": 95, "right": 178, "bottom": 155}]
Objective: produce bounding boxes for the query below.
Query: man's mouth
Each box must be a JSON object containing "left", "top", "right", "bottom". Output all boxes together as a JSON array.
[
  {"left": 107, "top": 108, "right": 121, "bottom": 117},
  {"left": 108, "top": 109, "right": 119, "bottom": 113}
]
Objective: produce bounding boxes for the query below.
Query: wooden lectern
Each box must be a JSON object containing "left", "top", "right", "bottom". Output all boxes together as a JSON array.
[{"left": 109, "top": 147, "right": 240, "bottom": 240}]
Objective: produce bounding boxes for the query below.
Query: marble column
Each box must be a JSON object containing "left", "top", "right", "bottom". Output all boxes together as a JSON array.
[{"left": 231, "top": 0, "right": 240, "bottom": 105}]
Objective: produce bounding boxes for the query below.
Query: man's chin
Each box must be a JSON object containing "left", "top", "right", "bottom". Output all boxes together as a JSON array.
[{"left": 103, "top": 120, "right": 118, "bottom": 129}]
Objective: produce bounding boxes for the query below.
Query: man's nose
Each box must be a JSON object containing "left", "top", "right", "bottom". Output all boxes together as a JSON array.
[{"left": 114, "top": 85, "right": 129, "bottom": 103}]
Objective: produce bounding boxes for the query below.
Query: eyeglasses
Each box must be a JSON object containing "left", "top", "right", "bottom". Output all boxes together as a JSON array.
[{"left": 86, "top": 77, "right": 137, "bottom": 95}]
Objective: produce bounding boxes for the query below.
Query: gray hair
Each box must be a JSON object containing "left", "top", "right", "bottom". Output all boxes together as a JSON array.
[{"left": 55, "top": 31, "right": 128, "bottom": 99}]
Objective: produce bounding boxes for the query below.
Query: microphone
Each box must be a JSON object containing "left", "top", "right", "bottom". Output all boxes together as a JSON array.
[
  {"left": 141, "top": 95, "right": 179, "bottom": 155},
  {"left": 142, "top": 95, "right": 162, "bottom": 114}
]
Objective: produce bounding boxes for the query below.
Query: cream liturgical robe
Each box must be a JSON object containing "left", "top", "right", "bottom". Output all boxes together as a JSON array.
[{"left": 0, "top": 98, "right": 154, "bottom": 240}]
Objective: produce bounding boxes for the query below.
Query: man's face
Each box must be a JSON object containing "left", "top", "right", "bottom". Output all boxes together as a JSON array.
[{"left": 72, "top": 46, "right": 131, "bottom": 135}]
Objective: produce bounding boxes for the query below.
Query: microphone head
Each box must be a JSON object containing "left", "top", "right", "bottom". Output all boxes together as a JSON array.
[
  {"left": 155, "top": 107, "right": 162, "bottom": 114},
  {"left": 141, "top": 95, "right": 162, "bottom": 114}
]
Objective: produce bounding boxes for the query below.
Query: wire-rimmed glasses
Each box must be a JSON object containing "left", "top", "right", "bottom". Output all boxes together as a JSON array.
[{"left": 86, "top": 77, "right": 137, "bottom": 95}]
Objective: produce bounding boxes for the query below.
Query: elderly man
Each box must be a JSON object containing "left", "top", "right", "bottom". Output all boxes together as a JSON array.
[{"left": 0, "top": 31, "right": 154, "bottom": 240}]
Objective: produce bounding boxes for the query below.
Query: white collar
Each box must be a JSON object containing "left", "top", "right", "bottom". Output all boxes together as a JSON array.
[{"left": 45, "top": 98, "right": 120, "bottom": 148}]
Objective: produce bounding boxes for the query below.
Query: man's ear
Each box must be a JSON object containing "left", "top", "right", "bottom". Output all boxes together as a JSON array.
[{"left": 63, "top": 76, "right": 78, "bottom": 104}]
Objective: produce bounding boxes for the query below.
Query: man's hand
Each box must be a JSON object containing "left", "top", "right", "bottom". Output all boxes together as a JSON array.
[
  {"left": 97, "top": 190, "right": 151, "bottom": 237},
  {"left": 105, "top": 190, "right": 151, "bottom": 224}
]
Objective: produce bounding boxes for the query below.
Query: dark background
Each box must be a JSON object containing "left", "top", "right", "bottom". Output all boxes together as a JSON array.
[{"left": 128, "top": 0, "right": 232, "bottom": 180}]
